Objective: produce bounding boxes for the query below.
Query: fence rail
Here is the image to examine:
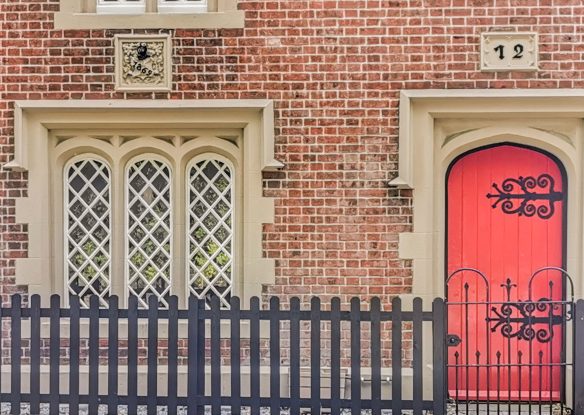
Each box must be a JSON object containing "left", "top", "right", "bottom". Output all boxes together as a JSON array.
[{"left": 0, "top": 294, "right": 445, "bottom": 415}]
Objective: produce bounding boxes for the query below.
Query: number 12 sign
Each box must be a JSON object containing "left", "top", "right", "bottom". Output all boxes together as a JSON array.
[{"left": 480, "top": 32, "right": 538, "bottom": 72}]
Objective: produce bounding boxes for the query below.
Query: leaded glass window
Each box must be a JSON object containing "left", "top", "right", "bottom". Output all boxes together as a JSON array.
[
  {"left": 65, "top": 158, "right": 112, "bottom": 308},
  {"left": 187, "top": 158, "right": 234, "bottom": 308},
  {"left": 126, "top": 159, "right": 172, "bottom": 308}
]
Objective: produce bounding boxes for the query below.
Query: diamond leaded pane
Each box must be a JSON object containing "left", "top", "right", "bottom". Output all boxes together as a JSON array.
[
  {"left": 187, "top": 159, "right": 234, "bottom": 308},
  {"left": 126, "top": 159, "right": 172, "bottom": 308},
  {"left": 65, "top": 159, "right": 112, "bottom": 308}
]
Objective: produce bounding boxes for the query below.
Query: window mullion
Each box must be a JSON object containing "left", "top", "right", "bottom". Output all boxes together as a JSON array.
[
  {"left": 146, "top": 0, "right": 157, "bottom": 13},
  {"left": 112, "top": 161, "right": 126, "bottom": 305}
]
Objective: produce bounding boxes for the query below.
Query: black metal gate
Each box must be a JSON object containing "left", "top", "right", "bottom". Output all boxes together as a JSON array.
[{"left": 445, "top": 267, "right": 575, "bottom": 414}]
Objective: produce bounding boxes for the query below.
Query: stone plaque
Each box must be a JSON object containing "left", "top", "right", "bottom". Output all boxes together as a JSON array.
[
  {"left": 115, "top": 34, "right": 172, "bottom": 92},
  {"left": 481, "top": 32, "right": 538, "bottom": 72}
]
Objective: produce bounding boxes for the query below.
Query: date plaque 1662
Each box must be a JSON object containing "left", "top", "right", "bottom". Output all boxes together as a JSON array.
[{"left": 481, "top": 32, "right": 538, "bottom": 72}]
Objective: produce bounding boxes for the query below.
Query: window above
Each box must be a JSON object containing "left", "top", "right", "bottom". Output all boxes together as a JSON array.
[
  {"left": 96, "top": 0, "right": 145, "bottom": 14},
  {"left": 157, "top": 0, "right": 207, "bottom": 14},
  {"left": 96, "top": 0, "right": 207, "bottom": 14},
  {"left": 55, "top": 0, "right": 243, "bottom": 29}
]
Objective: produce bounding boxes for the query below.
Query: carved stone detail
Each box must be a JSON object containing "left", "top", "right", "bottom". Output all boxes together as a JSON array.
[{"left": 115, "top": 35, "right": 172, "bottom": 92}]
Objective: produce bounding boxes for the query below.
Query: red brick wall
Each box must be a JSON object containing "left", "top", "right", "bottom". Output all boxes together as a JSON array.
[{"left": 2, "top": 0, "right": 584, "bottom": 310}]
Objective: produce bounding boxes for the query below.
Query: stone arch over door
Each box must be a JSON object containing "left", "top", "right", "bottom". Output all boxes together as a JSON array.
[
  {"left": 394, "top": 91, "right": 583, "bottom": 301},
  {"left": 393, "top": 90, "right": 584, "bottom": 403}
]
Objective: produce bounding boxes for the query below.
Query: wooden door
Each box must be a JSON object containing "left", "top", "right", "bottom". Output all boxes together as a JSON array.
[{"left": 446, "top": 144, "right": 566, "bottom": 401}]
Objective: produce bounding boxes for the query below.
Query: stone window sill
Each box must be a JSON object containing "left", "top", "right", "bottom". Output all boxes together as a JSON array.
[{"left": 53, "top": 10, "right": 244, "bottom": 29}]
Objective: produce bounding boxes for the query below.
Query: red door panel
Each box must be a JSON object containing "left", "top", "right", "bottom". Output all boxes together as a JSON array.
[{"left": 446, "top": 144, "right": 566, "bottom": 401}]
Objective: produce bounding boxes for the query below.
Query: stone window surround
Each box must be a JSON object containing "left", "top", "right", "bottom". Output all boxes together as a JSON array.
[
  {"left": 6, "top": 100, "right": 283, "bottom": 310},
  {"left": 393, "top": 89, "right": 584, "bottom": 303},
  {"left": 54, "top": 0, "right": 244, "bottom": 29}
]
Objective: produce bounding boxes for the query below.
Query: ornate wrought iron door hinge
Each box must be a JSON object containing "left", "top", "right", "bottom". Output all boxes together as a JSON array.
[{"left": 486, "top": 174, "right": 563, "bottom": 219}]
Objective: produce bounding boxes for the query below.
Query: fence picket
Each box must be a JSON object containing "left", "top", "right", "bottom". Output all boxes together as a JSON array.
[
  {"left": 69, "top": 295, "right": 80, "bottom": 415},
  {"left": 49, "top": 294, "right": 60, "bottom": 415},
  {"left": 573, "top": 299, "right": 584, "bottom": 414},
  {"left": 211, "top": 296, "right": 221, "bottom": 415},
  {"left": 168, "top": 296, "right": 179, "bottom": 415},
  {"left": 370, "top": 297, "right": 381, "bottom": 415},
  {"left": 270, "top": 297, "right": 281, "bottom": 415},
  {"left": 187, "top": 296, "right": 200, "bottom": 415},
  {"left": 89, "top": 295, "right": 100, "bottom": 414},
  {"left": 432, "top": 298, "right": 446, "bottom": 415},
  {"left": 230, "top": 297, "right": 241, "bottom": 415},
  {"left": 10, "top": 294, "right": 21, "bottom": 415},
  {"left": 330, "top": 298, "right": 341, "bottom": 415},
  {"left": 350, "top": 297, "right": 361, "bottom": 415},
  {"left": 310, "top": 297, "right": 321, "bottom": 415},
  {"left": 30, "top": 294, "right": 41, "bottom": 415},
  {"left": 147, "top": 295, "right": 159, "bottom": 414},
  {"left": 289, "top": 297, "right": 301, "bottom": 415},
  {"left": 108, "top": 295, "right": 119, "bottom": 415},
  {"left": 412, "top": 297, "right": 423, "bottom": 415},
  {"left": 392, "top": 297, "right": 403, "bottom": 415},
  {"left": 127, "top": 296, "right": 138, "bottom": 415},
  {"left": 250, "top": 296, "right": 260, "bottom": 415},
  {"left": 196, "top": 299, "right": 206, "bottom": 415}
]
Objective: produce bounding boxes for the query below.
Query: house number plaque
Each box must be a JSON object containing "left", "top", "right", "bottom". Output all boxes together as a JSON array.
[{"left": 480, "top": 32, "right": 538, "bottom": 72}]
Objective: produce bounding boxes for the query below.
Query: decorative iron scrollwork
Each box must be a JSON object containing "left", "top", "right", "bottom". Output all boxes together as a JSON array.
[
  {"left": 486, "top": 174, "right": 563, "bottom": 219},
  {"left": 487, "top": 298, "right": 571, "bottom": 343}
]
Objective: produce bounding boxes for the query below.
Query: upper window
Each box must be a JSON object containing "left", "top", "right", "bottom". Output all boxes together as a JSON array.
[
  {"left": 96, "top": 0, "right": 145, "bottom": 14},
  {"left": 54, "top": 0, "right": 244, "bottom": 29},
  {"left": 96, "top": 0, "right": 207, "bottom": 14},
  {"left": 158, "top": 0, "right": 207, "bottom": 14}
]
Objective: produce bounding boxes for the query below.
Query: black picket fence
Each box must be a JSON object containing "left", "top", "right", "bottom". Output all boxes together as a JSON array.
[
  {"left": 0, "top": 293, "right": 446, "bottom": 415},
  {"left": 0, "top": 293, "right": 583, "bottom": 414}
]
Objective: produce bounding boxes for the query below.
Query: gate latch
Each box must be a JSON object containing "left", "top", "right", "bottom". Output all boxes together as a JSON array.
[{"left": 446, "top": 334, "right": 462, "bottom": 347}]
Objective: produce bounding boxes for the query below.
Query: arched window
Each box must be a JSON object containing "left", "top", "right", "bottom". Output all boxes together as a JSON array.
[
  {"left": 65, "top": 158, "right": 112, "bottom": 308},
  {"left": 187, "top": 157, "right": 234, "bottom": 308},
  {"left": 126, "top": 158, "right": 173, "bottom": 308}
]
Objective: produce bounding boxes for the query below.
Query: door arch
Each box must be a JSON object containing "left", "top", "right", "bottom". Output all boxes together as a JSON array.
[{"left": 445, "top": 143, "right": 567, "bottom": 401}]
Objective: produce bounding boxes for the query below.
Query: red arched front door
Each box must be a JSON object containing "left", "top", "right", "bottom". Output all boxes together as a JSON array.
[{"left": 446, "top": 144, "right": 566, "bottom": 402}]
